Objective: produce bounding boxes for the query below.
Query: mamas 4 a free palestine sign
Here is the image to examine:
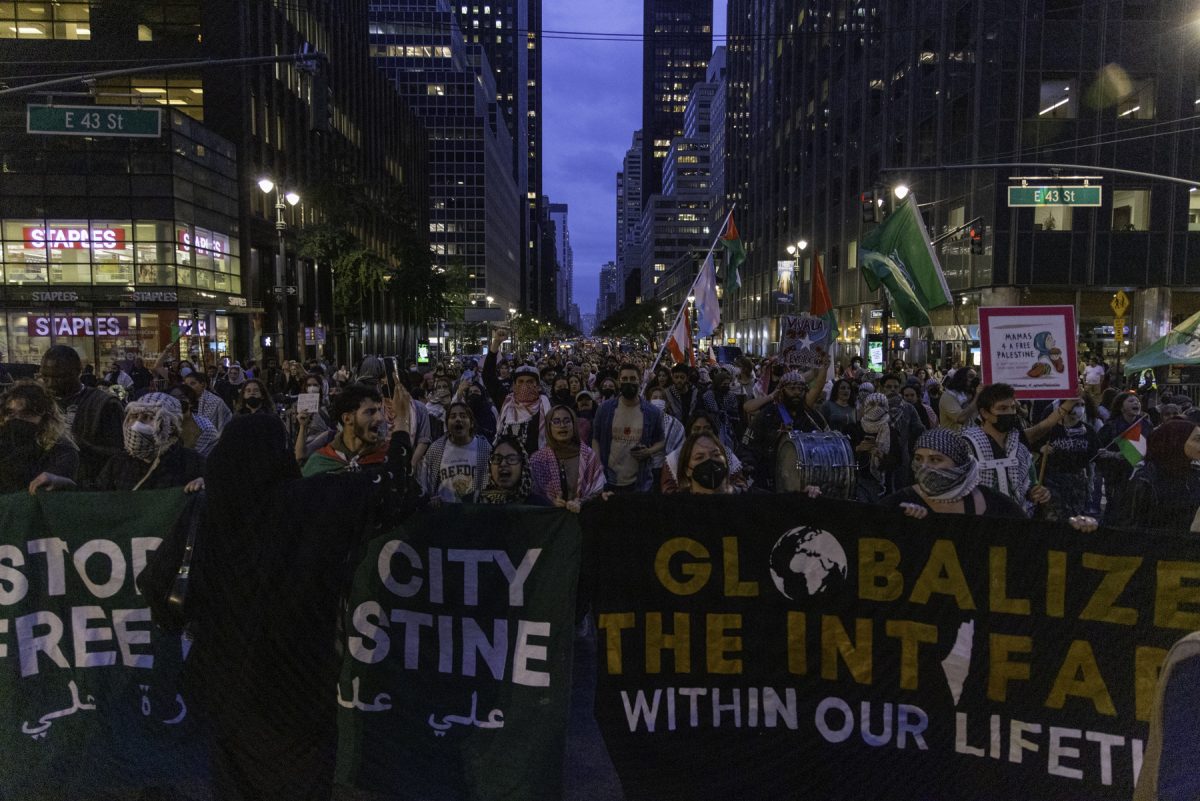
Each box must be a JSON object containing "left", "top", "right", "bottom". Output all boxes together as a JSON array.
[{"left": 979, "top": 306, "right": 1079, "bottom": 400}]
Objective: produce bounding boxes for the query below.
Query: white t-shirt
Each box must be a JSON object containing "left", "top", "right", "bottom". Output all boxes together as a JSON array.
[
  {"left": 1084, "top": 365, "right": 1105, "bottom": 386},
  {"left": 433, "top": 439, "right": 480, "bottom": 503}
]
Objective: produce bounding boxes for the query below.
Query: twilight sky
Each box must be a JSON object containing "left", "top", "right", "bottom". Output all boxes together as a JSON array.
[{"left": 543, "top": 0, "right": 726, "bottom": 323}]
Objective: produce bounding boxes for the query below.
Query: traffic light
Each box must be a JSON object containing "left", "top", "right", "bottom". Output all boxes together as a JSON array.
[
  {"left": 968, "top": 226, "right": 984, "bottom": 256},
  {"left": 860, "top": 189, "right": 880, "bottom": 223}
]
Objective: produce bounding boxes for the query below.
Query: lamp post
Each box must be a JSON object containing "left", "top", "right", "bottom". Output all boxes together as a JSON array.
[{"left": 257, "top": 177, "right": 301, "bottom": 360}]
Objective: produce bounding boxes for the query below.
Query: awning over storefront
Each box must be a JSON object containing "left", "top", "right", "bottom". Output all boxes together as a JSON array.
[{"left": 1124, "top": 310, "right": 1200, "bottom": 374}]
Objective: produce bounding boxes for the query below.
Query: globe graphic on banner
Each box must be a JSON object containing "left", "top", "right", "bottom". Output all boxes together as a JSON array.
[{"left": 769, "top": 526, "right": 848, "bottom": 600}]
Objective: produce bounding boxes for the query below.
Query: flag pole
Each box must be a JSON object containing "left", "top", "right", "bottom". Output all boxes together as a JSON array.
[{"left": 644, "top": 206, "right": 736, "bottom": 384}]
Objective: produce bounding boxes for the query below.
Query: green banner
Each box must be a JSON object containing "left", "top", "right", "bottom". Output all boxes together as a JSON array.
[
  {"left": 0, "top": 489, "right": 202, "bottom": 800},
  {"left": 335, "top": 505, "right": 581, "bottom": 801}
]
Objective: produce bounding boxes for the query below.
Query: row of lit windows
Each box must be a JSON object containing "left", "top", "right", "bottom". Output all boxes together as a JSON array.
[
  {"left": 0, "top": 1, "right": 89, "bottom": 39},
  {"left": 371, "top": 44, "right": 452, "bottom": 58}
]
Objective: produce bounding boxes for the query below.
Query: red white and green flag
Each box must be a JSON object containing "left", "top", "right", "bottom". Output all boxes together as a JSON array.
[
  {"left": 720, "top": 214, "right": 745, "bottom": 289},
  {"left": 1117, "top": 418, "right": 1148, "bottom": 467},
  {"left": 811, "top": 250, "right": 838, "bottom": 339}
]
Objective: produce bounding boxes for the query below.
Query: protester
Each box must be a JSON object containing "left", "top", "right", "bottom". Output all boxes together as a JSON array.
[
  {"left": 852, "top": 392, "right": 898, "bottom": 501},
  {"left": 183, "top": 369, "right": 233, "bottom": 432},
  {"left": 0, "top": 380, "right": 78, "bottom": 494},
  {"left": 38, "top": 345, "right": 124, "bottom": 485},
  {"left": 699, "top": 367, "right": 744, "bottom": 451},
  {"left": 420, "top": 401, "right": 492, "bottom": 504},
  {"left": 901, "top": 382, "right": 938, "bottom": 430},
  {"left": 480, "top": 435, "right": 538, "bottom": 504},
  {"left": 939, "top": 367, "right": 978, "bottom": 433},
  {"left": 486, "top": 329, "right": 551, "bottom": 454},
  {"left": 665, "top": 363, "right": 700, "bottom": 422},
  {"left": 529, "top": 405, "right": 605, "bottom": 510},
  {"left": 1038, "top": 397, "right": 1100, "bottom": 521},
  {"left": 303, "top": 383, "right": 405, "bottom": 477},
  {"left": 167, "top": 383, "right": 219, "bottom": 458},
  {"left": 960, "top": 383, "right": 1051, "bottom": 515},
  {"left": 663, "top": 411, "right": 751, "bottom": 494},
  {"left": 882, "top": 429, "right": 1028, "bottom": 518},
  {"left": 648, "top": 387, "right": 686, "bottom": 490},
  {"left": 1096, "top": 390, "right": 1151, "bottom": 514},
  {"left": 819, "top": 378, "right": 858, "bottom": 435},
  {"left": 172, "top": 412, "right": 415, "bottom": 801},
  {"left": 235, "top": 379, "right": 274, "bottom": 415},
  {"left": 591, "top": 363, "right": 666, "bottom": 492},
  {"left": 673, "top": 431, "right": 734, "bottom": 495},
  {"left": 742, "top": 370, "right": 826, "bottom": 490},
  {"left": 1106, "top": 419, "right": 1200, "bottom": 533}
]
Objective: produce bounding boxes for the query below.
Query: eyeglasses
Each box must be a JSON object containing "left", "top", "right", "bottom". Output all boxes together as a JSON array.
[{"left": 489, "top": 454, "right": 522, "bottom": 466}]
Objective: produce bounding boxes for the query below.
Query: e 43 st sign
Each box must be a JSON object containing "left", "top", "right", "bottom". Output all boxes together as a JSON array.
[
  {"left": 1007, "top": 185, "right": 1103, "bottom": 207},
  {"left": 26, "top": 104, "right": 162, "bottom": 138}
]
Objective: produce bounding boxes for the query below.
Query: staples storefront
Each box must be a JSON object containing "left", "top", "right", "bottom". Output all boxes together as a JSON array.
[{"left": 0, "top": 219, "right": 256, "bottom": 368}]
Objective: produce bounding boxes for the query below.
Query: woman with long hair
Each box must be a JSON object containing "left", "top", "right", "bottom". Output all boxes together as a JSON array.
[
  {"left": 236, "top": 379, "right": 275, "bottom": 415},
  {"left": 819, "top": 378, "right": 858, "bottom": 434},
  {"left": 674, "top": 431, "right": 733, "bottom": 495},
  {"left": 529, "top": 405, "right": 605, "bottom": 511},
  {"left": 1, "top": 380, "right": 78, "bottom": 494},
  {"left": 1096, "top": 390, "right": 1151, "bottom": 513}
]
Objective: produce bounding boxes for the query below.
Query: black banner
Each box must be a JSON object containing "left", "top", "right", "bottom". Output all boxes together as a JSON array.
[{"left": 583, "top": 495, "right": 1200, "bottom": 801}]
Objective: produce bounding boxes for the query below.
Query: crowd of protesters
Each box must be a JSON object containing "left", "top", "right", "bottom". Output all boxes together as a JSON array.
[
  {"left": 3, "top": 334, "right": 1200, "bottom": 534},
  {"left": 2, "top": 334, "right": 1198, "bottom": 800}
]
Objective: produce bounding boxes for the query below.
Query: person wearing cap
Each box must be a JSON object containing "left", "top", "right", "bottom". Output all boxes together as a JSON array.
[
  {"left": 485, "top": 328, "right": 551, "bottom": 455},
  {"left": 33, "top": 391, "right": 205, "bottom": 492},
  {"left": 742, "top": 369, "right": 827, "bottom": 491}
]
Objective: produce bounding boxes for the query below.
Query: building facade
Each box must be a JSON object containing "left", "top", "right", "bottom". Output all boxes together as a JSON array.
[
  {"left": 370, "top": 0, "right": 521, "bottom": 312},
  {"left": 548, "top": 202, "right": 573, "bottom": 321},
  {"left": 617, "top": 130, "right": 644, "bottom": 308},
  {"left": 0, "top": 0, "right": 430, "bottom": 368},
  {"left": 597, "top": 260, "right": 618, "bottom": 323},
  {"left": 723, "top": 0, "right": 1200, "bottom": 367},
  {"left": 641, "top": 0, "right": 713, "bottom": 209}
]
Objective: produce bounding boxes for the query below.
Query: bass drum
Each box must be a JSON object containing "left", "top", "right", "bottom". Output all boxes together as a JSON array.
[{"left": 774, "top": 431, "right": 856, "bottom": 499}]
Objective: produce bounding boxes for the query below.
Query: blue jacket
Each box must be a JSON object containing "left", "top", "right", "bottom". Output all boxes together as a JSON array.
[{"left": 592, "top": 398, "right": 665, "bottom": 491}]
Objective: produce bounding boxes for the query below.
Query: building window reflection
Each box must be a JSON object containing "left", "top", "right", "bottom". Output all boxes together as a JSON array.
[{"left": 0, "top": 1, "right": 90, "bottom": 40}]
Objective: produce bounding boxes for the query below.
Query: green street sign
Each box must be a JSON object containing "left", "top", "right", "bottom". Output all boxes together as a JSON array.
[
  {"left": 1007, "top": 185, "right": 1102, "bottom": 207},
  {"left": 26, "top": 104, "right": 162, "bottom": 138}
]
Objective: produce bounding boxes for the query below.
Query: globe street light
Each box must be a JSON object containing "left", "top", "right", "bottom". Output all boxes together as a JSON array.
[
  {"left": 257, "top": 177, "right": 274, "bottom": 193},
  {"left": 486, "top": 295, "right": 494, "bottom": 305},
  {"left": 258, "top": 178, "right": 301, "bottom": 359},
  {"left": 894, "top": 184, "right": 910, "bottom": 200}
]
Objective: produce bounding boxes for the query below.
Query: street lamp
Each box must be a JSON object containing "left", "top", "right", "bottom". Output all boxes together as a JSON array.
[
  {"left": 486, "top": 295, "right": 495, "bottom": 305},
  {"left": 785, "top": 239, "right": 808, "bottom": 255},
  {"left": 894, "top": 184, "right": 910, "bottom": 200},
  {"left": 258, "top": 177, "right": 301, "bottom": 360}
]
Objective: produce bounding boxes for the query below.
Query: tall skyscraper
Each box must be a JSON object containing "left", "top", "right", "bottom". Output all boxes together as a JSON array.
[
  {"left": 616, "top": 130, "right": 643, "bottom": 308},
  {"left": 370, "top": 0, "right": 521, "bottom": 310},
  {"left": 597, "top": 261, "right": 619, "bottom": 322},
  {"left": 641, "top": 0, "right": 713, "bottom": 209},
  {"left": 548, "top": 202, "right": 572, "bottom": 320},
  {"left": 450, "top": 0, "right": 543, "bottom": 313}
]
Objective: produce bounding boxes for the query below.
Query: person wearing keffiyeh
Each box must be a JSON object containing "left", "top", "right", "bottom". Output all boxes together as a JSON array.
[
  {"left": 853, "top": 392, "right": 894, "bottom": 499},
  {"left": 529, "top": 405, "right": 606, "bottom": 512},
  {"left": 480, "top": 435, "right": 537, "bottom": 504}
]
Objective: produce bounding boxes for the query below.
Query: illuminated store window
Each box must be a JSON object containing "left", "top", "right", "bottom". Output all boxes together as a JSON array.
[
  {"left": 1034, "top": 205, "right": 1073, "bottom": 231},
  {"left": 0, "top": 1, "right": 90, "bottom": 40},
  {"left": 1111, "top": 189, "right": 1150, "bottom": 231}
]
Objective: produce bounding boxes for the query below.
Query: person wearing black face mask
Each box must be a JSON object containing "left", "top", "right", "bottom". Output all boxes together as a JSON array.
[
  {"left": 236, "top": 379, "right": 274, "bottom": 415},
  {"left": 591, "top": 363, "right": 665, "bottom": 492},
  {"left": 960, "top": 382, "right": 1070, "bottom": 516},
  {"left": 0, "top": 380, "right": 79, "bottom": 494},
  {"left": 598, "top": 377, "right": 618, "bottom": 401},
  {"left": 551, "top": 377, "right": 575, "bottom": 409},
  {"left": 677, "top": 432, "right": 732, "bottom": 494}
]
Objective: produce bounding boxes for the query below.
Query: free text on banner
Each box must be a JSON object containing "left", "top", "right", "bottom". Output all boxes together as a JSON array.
[
  {"left": 335, "top": 504, "right": 581, "bottom": 801},
  {"left": 0, "top": 489, "right": 203, "bottom": 800},
  {"left": 0, "top": 492, "right": 581, "bottom": 801},
  {"left": 583, "top": 494, "right": 1200, "bottom": 801}
]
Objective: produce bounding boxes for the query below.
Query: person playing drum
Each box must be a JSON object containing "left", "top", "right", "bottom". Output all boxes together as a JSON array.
[{"left": 743, "top": 369, "right": 828, "bottom": 491}]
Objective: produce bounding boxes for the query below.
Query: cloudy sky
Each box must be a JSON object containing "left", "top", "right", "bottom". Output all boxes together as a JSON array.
[{"left": 543, "top": 0, "right": 726, "bottom": 323}]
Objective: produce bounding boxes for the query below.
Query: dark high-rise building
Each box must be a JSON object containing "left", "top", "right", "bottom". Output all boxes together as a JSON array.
[
  {"left": 616, "top": 130, "right": 644, "bottom": 308},
  {"left": 451, "top": 0, "right": 543, "bottom": 314},
  {"left": 0, "top": 0, "right": 429, "bottom": 367},
  {"left": 723, "top": 0, "right": 1200, "bottom": 365},
  {"left": 370, "top": 0, "right": 522, "bottom": 311},
  {"left": 641, "top": 0, "right": 713, "bottom": 209}
]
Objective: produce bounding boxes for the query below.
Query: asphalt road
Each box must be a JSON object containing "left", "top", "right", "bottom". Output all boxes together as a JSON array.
[{"left": 562, "top": 624, "right": 625, "bottom": 801}]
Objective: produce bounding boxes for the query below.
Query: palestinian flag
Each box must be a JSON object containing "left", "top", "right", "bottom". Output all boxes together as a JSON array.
[
  {"left": 720, "top": 214, "right": 745, "bottom": 289},
  {"left": 665, "top": 306, "right": 695, "bottom": 367},
  {"left": 1117, "top": 418, "right": 1148, "bottom": 467},
  {"left": 811, "top": 250, "right": 838, "bottom": 339}
]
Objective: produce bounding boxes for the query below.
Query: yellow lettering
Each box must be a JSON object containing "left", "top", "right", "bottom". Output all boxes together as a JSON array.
[
  {"left": 654, "top": 538, "right": 711, "bottom": 596},
  {"left": 821, "top": 615, "right": 873, "bottom": 685},
  {"left": 787, "top": 611, "right": 806, "bottom": 675},
  {"left": 1079, "top": 554, "right": 1142, "bottom": 625},
  {"left": 596, "top": 612, "right": 635, "bottom": 675},
  {"left": 885, "top": 620, "right": 938, "bottom": 690},
  {"left": 858, "top": 538, "right": 903, "bottom": 601},
  {"left": 722, "top": 537, "right": 759, "bottom": 597},
  {"left": 1135, "top": 646, "right": 1168, "bottom": 723},
  {"left": 1045, "top": 640, "right": 1116, "bottom": 716},
  {"left": 1154, "top": 561, "right": 1200, "bottom": 630},
  {"left": 910, "top": 539, "right": 976, "bottom": 610},
  {"left": 988, "top": 634, "right": 1032, "bottom": 702},
  {"left": 989, "top": 546, "right": 1030, "bottom": 615},
  {"left": 705, "top": 613, "right": 743, "bottom": 674},
  {"left": 645, "top": 612, "right": 691, "bottom": 674}
]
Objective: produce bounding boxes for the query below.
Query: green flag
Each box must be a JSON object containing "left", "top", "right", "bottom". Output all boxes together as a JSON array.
[
  {"left": 860, "top": 194, "right": 952, "bottom": 329},
  {"left": 720, "top": 214, "right": 745, "bottom": 289},
  {"left": 1124, "top": 309, "right": 1200, "bottom": 374}
]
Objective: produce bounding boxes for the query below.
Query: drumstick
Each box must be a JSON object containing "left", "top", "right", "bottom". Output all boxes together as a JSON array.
[{"left": 1037, "top": 445, "right": 1051, "bottom": 485}]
